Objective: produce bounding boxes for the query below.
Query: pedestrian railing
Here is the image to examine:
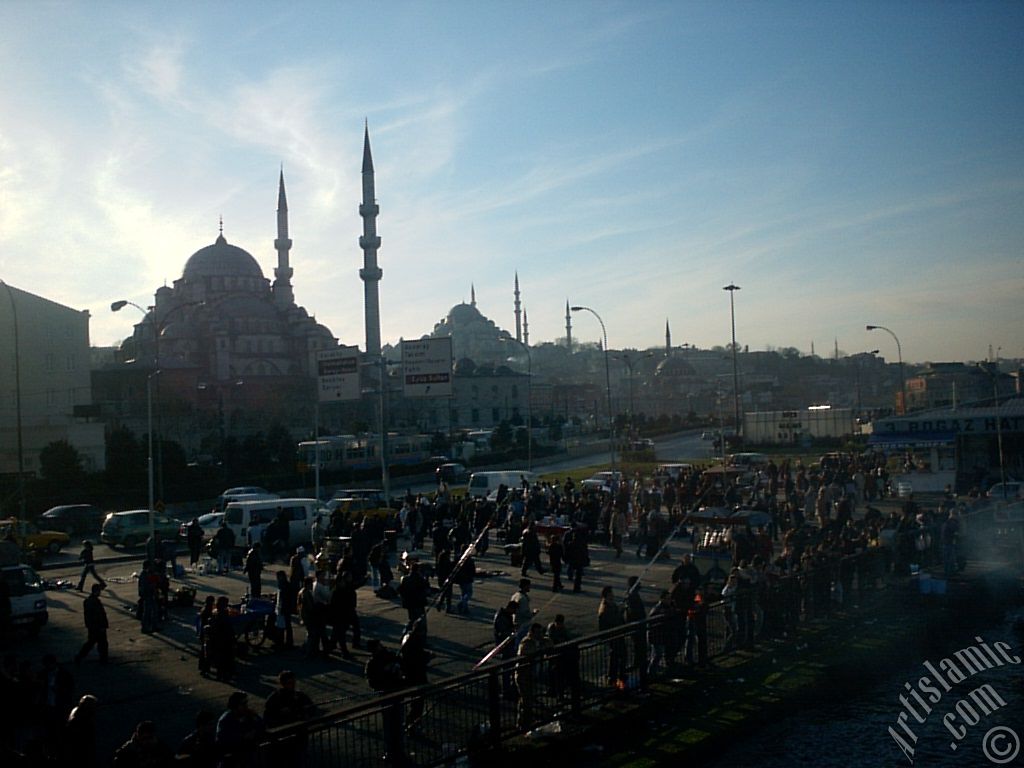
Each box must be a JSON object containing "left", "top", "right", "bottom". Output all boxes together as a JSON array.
[{"left": 226, "top": 547, "right": 908, "bottom": 768}]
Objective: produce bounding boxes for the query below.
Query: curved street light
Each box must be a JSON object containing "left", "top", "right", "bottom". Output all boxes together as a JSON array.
[
  {"left": 723, "top": 284, "right": 741, "bottom": 437},
  {"left": 866, "top": 324, "right": 905, "bottom": 414},
  {"left": 570, "top": 305, "right": 615, "bottom": 474}
]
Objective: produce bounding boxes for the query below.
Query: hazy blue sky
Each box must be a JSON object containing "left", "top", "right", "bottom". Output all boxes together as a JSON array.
[{"left": 1, "top": 2, "right": 1021, "bottom": 364}]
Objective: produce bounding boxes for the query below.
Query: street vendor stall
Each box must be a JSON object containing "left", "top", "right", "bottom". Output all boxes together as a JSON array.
[{"left": 683, "top": 506, "right": 767, "bottom": 586}]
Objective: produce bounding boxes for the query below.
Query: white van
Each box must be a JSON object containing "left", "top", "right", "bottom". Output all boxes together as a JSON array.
[
  {"left": 0, "top": 541, "right": 47, "bottom": 635},
  {"left": 223, "top": 498, "right": 317, "bottom": 549},
  {"left": 466, "top": 470, "right": 538, "bottom": 500}
]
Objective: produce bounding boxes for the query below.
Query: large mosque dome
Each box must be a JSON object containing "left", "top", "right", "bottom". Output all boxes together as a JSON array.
[{"left": 182, "top": 234, "right": 265, "bottom": 281}]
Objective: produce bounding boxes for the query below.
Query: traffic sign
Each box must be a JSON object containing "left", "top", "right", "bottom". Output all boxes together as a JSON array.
[
  {"left": 401, "top": 338, "right": 453, "bottom": 398},
  {"left": 317, "top": 346, "right": 361, "bottom": 402}
]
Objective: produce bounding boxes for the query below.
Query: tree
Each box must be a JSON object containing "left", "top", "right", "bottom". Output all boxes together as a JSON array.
[
  {"left": 106, "top": 427, "right": 144, "bottom": 485},
  {"left": 39, "top": 440, "right": 84, "bottom": 485},
  {"left": 490, "top": 420, "right": 513, "bottom": 451}
]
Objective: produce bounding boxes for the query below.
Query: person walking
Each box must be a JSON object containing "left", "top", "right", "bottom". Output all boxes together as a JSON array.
[
  {"left": 514, "top": 623, "right": 548, "bottom": 731},
  {"left": 610, "top": 507, "right": 627, "bottom": 558},
  {"left": 492, "top": 600, "right": 517, "bottom": 699},
  {"left": 76, "top": 541, "right": 106, "bottom": 592},
  {"left": 510, "top": 578, "right": 534, "bottom": 633},
  {"left": 74, "top": 584, "right": 109, "bottom": 665},
  {"left": 397, "top": 559, "right": 429, "bottom": 628}
]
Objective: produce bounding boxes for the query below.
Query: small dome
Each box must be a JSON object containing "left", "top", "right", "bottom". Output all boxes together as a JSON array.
[
  {"left": 183, "top": 234, "right": 264, "bottom": 281},
  {"left": 656, "top": 356, "right": 696, "bottom": 377},
  {"left": 453, "top": 358, "right": 476, "bottom": 375}
]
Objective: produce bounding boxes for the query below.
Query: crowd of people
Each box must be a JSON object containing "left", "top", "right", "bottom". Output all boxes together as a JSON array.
[{"left": 1, "top": 448, "right": 972, "bottom": 765}]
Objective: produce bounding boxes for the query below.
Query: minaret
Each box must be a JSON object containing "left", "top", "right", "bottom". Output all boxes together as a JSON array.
[
  {"left": 514, "top": 272, "right": 522, "bottom": 343},
  {"left": 665, "top": 319, "right": 671, "bottom": 354},
  {"left": 523, "top": 309, "right": 529, "bottom": 346},
  {"left": 565, "top": 300, "right": 572, "bottom": 352},
  {"left": 359, "top": 123, "right": 383, "bottom": 358},
  {"left": 471, "top": 284, "right": 476, "bottom": 307},
  {"left": 272, "top": 169, "right": 294, "bottom": 308}
]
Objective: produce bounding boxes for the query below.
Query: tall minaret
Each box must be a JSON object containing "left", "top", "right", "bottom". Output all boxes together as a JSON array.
[
  {"left": 523, "top": 309, "right": 529, "bottom": 346},
  {"left": 359, "top": 123, "right": 383, "bottom": 358},
  {"left": 565, "top": 300, "right": 573, "bottom": 352},
  {"left": 471, "top": 284, "right": 476, "bottom": 307},
  {"left": 514, "top": 272, "right": 522, "bottom": 343},
  {"left": 665, "top": 319, "right": 671, "bottom": 354},
  {"left": 272, "top": 169, "right": 294, "bottom": 308}
]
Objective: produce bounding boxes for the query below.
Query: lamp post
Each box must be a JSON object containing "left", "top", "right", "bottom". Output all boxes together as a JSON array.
[
  {"left": 856, "top": 350, "right": 879, "bottom": 415},
  {"left": 612, "top": 351, "right": 653, "bottom": 435},
  {"left": 0, "top": 280, "right": 25, "bottom": 523},
  {"left": 866, "top": 324, "right": 905, "bottom": 414},
  {"left": 570, "top": 305, "right": 614, "bottom": 473},
  {"left": 113, "top": 299, "right": 203, "bottom": 502},
  {"left": 145, "top": 370, "right": 158, "bottom": 543},
  {"left": 500, "top": 337, "right": 532, "bottom": 471},
  {"left": 723, "top": 284, "right": 741, "bottom": 438}
]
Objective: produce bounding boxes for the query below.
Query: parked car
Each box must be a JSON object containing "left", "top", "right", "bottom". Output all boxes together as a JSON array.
[
  {"left": 987, "top": 482, "right": 1023, "bottom": 501},
  {"left": 0, "top": 518, "right": 71, "bottom": 554},
  {"left": 580, "top": 471, "right": 624, "bottom": 494},
  {"left": 39, "top": 504, "right": 106, "bottom": 535},
  {"left": 178, "top": 511, "right": 226, "bottom": 541},
  {"left": 101, "top": 510, "right": 182, "bottom": 548},
  {"left": 436, "top": 462, "right": 469, "bottom": 484},
  {"left": 214, "top": 486, "right": 273, "bottom": 512}
]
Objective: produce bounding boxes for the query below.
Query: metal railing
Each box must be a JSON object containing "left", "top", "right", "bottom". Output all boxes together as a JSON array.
[{"left": 222, "top": 547, "right": 901, "bottom": 767}]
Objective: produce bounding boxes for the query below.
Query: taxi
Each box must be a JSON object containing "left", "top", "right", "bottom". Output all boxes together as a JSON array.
[{"left": 0, "top": 518, "right": 71, "bottom": 554}]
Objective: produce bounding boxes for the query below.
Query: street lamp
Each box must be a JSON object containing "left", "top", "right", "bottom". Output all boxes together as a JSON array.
[
  {"left": 612, "top": 352, "right": 653, "bottom": 433},
  {"left": 723, "top": 284, "right": 741, "bottom": 438},
  {"left": 570, "top": 305, "right": 615, "bottom": 473},
  {"left": 500, "top": 337, "right": 532, "bottom": 471},
  {"left": 866, "top": 324, "right": 905, "bottom": 414},
  {"left": 113, "top": 298, "right": 203, "bottom": 501},
  {"left": 0, "top": 280, "right": 25, "bottom": 523}
]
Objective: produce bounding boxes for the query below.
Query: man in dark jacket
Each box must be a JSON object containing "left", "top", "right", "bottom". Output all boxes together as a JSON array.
[
  {"left": 74, "top": 584, "right": 108, "bottom": 665},
  {"left": 397, "top": 560, "right": 429, "bottom": 627},
  {"left": 186, "top": 519, "right": 204, "bottom": 567},
  {"left": 243, "top": 543, "right": 263, "bottom": 597}
]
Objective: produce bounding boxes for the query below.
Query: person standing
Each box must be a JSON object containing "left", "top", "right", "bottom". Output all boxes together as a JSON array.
[
  {"left": 112, "top": 720, "right": 173, "bottom": 768},
  {"left": 74, "top": 584, "right": 109, "bottom": 665},
  {"left": 610, "top": 507, "right": 627, "bottom": 559},
  {"left": 207, "top": 596, "right": 237, "bottom": 682},
  {"left": 263, "top": 670, "right": 314, "bottom": 729},
  {"left": 274, "top": 570, "right": 296, "bottom": 650},
  {"left": 174, "top": 710, "right": 218, "bottom": 768},
  {"left": 399, "top": 620, "right": 431, "bottom": 731},
  {"left": 329, "top": 571, "right": 361, "bottom": 660},
  {"left": 364, "top": 639, "right": 407, "bottom": 764},
  {"left": 519, "top": 522, "right": 545, "bottom": 577},
  {"left": 492, "top": 601, "right": 517, "bottom": 699},
  {"left": 64, "top": 694, "right": 99, "bottom": 768},
  {"left": 546, "top": 534, "right": 564, "bottom": 592},
  {"left": 397, "top": 560, "right": 429, "bottom": 628},
  {"left": 186, "top": 519, "right": 204, "bottom": 568},
  {"left": 510, "top": 578, "right": 534, "bottom": 633},
  {"left": 514, "top": 623, "right": 548, "bottom": 731},
  {"left": 215, "top": 691, "right": 265, "bottom": 768},
  {"left": 454, "top": 546, "right": 476, "bottom": 616},
  {"left": 213, "top": 522, "right": 235, "bottom": 575},
  {"left": 243, "top": 542, "right": 263, "bottom": 598},
  {"left": 565, "top": 525, "right": 589, "bottom": 593},
  {"left": 623, "top": 576, "right": 646, "bottom": 675},
  {"left": 76, "top": 541, "right": 106, "bottom": 592},
  {"left": 598, "top": 585, "right": 626, "bottom": 687}
]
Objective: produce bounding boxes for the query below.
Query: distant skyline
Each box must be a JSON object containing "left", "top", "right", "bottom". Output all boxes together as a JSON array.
[{"left": 1, "top": 2, "right": 1022, "bottom": 365}]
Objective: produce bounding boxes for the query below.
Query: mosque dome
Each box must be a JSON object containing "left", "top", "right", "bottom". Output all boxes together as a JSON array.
[
  {"left": 182, "top": 234, "right": 265, "bottom": 281},
  {"left": 655, "top": 356, "right": 697, "bottom": 378}
]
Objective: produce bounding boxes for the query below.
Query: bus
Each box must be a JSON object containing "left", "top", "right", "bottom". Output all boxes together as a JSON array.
[{"left": 297, "top": 433, "right": 433, "bottom": 472}]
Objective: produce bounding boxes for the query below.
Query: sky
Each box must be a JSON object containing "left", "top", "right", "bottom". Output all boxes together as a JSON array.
[{"left": 1, "top": 1, "right": 1022, "bottom": 365}]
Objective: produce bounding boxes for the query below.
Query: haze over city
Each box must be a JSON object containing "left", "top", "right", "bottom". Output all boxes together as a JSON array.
[{"left": 1, "top": 2, "right": 1022, "bottom": 364}]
